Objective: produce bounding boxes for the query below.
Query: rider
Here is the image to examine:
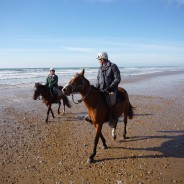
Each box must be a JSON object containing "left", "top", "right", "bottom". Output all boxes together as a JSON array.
[
  {"left": 46, "top": 68, "right": 61, "bottom": 97},
  {"left": 84, "top": 52, "right": 121, "bottom": 126}
]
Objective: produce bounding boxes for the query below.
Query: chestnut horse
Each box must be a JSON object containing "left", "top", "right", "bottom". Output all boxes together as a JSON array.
[
  {"left": 62, "top": 69, "right": 134, "bottom": 163},
  {"left": 33, "top": 83, "right": 71, "bottom": 123}
]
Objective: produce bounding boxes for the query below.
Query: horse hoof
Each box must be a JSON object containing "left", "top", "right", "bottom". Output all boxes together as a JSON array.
[
  {"left": 123, "top": 136, "right": 128, "bottom": 139},
  {"left": 112, "top": 135, "right": 117, "bottom": 140},
  {"left": 124, "top": 136, "right": 130, "bottom": 140},
  {"left": 102, "top": 145, "right": 108, "bottom": 149},
  {"left": 87, "top": 158, "right": 95, "bottom": 164}
]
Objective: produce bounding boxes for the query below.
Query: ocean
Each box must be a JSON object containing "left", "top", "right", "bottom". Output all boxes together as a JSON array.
[{"left": 0, "top": 66, "right": 183, "bottom": 90}]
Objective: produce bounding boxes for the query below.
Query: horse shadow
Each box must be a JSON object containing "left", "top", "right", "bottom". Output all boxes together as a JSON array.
[
  {"left": 48, "top": 111, "right": 87, "bottom": 123},
  {"left": 50, "top": 111, "right": 154, "bottom": 123},
  {"left": 134, "top": 113, "right": 154, "bottom": 117},
  {"left": 96, "top": 130, "right": 184, "bottom": 162},
  {"left": 115, "top": 112, "right": 155, "bottom": 122}
]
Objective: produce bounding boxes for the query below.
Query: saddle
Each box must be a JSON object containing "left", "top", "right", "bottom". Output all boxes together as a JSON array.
[
  {"left": 104, "top": 90, "right": 125, "bottom": 108},
  {"left": 104, "top": 90, "right": 126, "bottom": 123},
  {"left": 50, "top": 87, "right": 62, "bottom": 98},
  {"left": 93, "top": 86, "right": 126, "bottom": 107},
  {"left": 116, "top": 90, "right": 126, "bottom": 103},
  {"left": 49, "top": 87, "right": 62, "bottom": 104}
]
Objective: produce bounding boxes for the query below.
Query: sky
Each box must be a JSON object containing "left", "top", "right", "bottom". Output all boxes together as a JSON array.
[{"left": 0, "top": 0, "right": 184, "bottom": 68}]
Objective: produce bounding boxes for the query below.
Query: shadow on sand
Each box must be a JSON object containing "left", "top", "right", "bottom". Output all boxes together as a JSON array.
[
  {"left": 95, "top": 130, "right": 184, "bottom": 163},
  {"left": 48, "top": 111, "right": 155, "bottom": 123}
]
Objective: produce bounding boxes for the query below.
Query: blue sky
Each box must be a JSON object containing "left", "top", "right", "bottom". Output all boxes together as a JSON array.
[{"left": 0, "top": 0, "right": 184, "bottom": 68}]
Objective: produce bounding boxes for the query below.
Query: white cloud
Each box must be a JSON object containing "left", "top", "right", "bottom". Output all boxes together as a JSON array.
[
  {"left": 163, "top": 0, "right": 184, "bottom": 6},
  {"left": 175, "top": 0, "right": 184, "bottom": 5},
  {"left": 62, "top": 46, "right": 94, "bottom": 53},
  {"left": 1, "top": 36, "right": 184, "bottom": 67}
]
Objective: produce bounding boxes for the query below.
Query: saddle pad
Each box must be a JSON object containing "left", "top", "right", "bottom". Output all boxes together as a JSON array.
[{"left": 116, "top": 91, "right": 126, "bottom": 102}]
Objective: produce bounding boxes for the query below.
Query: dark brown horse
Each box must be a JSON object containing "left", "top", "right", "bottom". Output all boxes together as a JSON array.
[
  {"left": 33, "top": 83, "right": 71, "bottom": 123},
  {"left": 62, "top": 69, "right": 134, "bottom": 163}
]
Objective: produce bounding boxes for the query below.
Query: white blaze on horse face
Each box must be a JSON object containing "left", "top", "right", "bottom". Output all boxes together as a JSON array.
[
  {"left": 112, "top": 128, "right": 116, "bottom": 138},
  {"left": 63, "top": 83, "right": 69, "bottom": 92}
]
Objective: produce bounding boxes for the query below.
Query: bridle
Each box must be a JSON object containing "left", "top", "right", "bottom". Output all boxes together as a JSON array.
[
  {"left": 68, "top": 75, "right": 92, "bottom": 104},
  {"left": 34, "top": 84, "right": 43, "bottom": 100}
]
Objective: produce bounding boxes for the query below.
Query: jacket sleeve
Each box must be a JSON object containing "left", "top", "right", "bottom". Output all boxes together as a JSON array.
[
  {"left": 96, "top": 68, "right": 100, "bottom": 89},
  {"left": 45, "top": 76, "right": 49, "bottom": 86},
  {"left": 110, "top": 64, "right": 121, "bottom": 88},
  {"left": 51, "top": 75, "right": 58, "bottom": 87}
]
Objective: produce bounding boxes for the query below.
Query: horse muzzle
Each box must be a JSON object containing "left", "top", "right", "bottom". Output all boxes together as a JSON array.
[
  {"left": 33, "top": 95, "right": 37, "bottom": 100},
  {"left": 62, "top": 85, "right": 72, "bottom": 96}
]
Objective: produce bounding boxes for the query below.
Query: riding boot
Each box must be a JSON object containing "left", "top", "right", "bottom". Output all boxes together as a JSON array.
[
  {"left": 50, "top": 88, "right": 54, "bottom": 97},
  {"left": 108, "top": 109, "right": 116, "bottom": 128},
  {"left": 105, "top": 92, "right": 116, "bottom": 127},
  {"left": 83, "top": 115, "right": 92, "bottom": 124}
]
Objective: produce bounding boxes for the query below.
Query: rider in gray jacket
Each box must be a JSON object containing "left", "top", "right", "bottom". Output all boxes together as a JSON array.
[
  {"left": 96, "top": 52, "right": 121, "bottom": 93},
  {"left": 84, "top": 52, "right": 121, "bottom": 127}
]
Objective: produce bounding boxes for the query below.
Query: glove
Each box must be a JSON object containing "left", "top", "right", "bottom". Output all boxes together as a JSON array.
[{"left": 104, "top": 86, "right": 112, "bottom": 93}]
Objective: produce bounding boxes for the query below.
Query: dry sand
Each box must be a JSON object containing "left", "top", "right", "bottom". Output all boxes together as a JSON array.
[{"left": 0, "top": 70, "right": 184, "bottom": 184}]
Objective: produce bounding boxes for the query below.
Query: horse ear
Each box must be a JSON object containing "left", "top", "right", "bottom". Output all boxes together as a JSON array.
[{"left": 80, "top": 69, "right": 85, "bottom": 76}]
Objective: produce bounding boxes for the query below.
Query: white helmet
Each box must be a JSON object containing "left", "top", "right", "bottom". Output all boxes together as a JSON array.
[
  {"left": 97, "top": 52, "right": 108, "bottom": 60},
  {"left": 50, "top": 67, "right": 55, "bottom": 71}
]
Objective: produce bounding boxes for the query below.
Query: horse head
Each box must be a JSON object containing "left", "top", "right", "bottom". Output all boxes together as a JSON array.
[
  {"left": 33, "top": 82, "right": 42, "bottom": 100},
  {"left": 62, "top": 69, "right": 90, "bottom": 96}
]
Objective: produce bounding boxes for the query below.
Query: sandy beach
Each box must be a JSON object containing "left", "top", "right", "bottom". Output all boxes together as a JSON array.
[{"left": 0, "top": 70, "right": 184, "bottom": 184}]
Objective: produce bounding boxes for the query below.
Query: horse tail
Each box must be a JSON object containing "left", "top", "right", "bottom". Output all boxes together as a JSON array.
[
  {"left": 128, "top": 102, "right": 135, "bottom": 119},
  {"left": 63, "top": 95, "right": 72, "bottom": 108}
]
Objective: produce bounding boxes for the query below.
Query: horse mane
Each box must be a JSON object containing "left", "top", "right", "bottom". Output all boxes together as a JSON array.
[
  {"left": 35, "top": 82, "right": 43, "bottom": 87},
  {"left": 35, "top": 82, "right": 48, "bottom": 88},
  {"left": 92, "top": 86, "right": 99, "bottom": 91}
]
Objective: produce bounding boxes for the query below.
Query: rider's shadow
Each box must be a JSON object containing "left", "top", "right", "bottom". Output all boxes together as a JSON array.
[
  {"left": 157, "top": 131, "right": 184, "bottom": 158},
  {"left": 128, "top": 131, "right": 184, "bottom": 158},
  {"left": 98, "top": 130, "right": 184, "bottom": 162}
]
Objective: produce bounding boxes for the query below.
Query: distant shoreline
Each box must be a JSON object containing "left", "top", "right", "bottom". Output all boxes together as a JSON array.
[{"left": 121, "top": 69, "right": 184, "bottom": 84}]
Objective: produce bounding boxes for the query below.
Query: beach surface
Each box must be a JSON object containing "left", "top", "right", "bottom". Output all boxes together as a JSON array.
[{"left": 0, "top": 70, "right": 184, "bottom": 184}]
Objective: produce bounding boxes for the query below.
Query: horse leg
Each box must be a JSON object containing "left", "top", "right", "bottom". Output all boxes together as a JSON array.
[
  {"left": 63, "top": 101, "right": 66, "bottom": 115},
  {"left": 112, "top": 128, "right": 117, "bottom": 141},
  {"left": 58, "top": 102, "right": 61, "bottom": 115},
  {"left": 46, "top": 105, "right": 51, "bottom": 123},
  {"left": 111, "top": 121, "right": 117, "bottom": 140},
  {"left": 50, "top": 106, "right": 55, "bottom": 118},
  {"left": 87, "top": 124, "right": 102, "bottom": 163},
  {"left": 123, "top": 113, "right": 128, "bottom": 139},
  {"left": 100, "top": 133, "right": 108, "bottom": 149}
]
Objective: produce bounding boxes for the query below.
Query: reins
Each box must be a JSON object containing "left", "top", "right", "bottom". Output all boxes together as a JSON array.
[{"left": 72, "top": 85, "right": 92, "bottom": 104}]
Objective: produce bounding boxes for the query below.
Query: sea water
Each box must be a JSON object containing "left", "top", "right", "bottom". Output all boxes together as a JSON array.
[{"left": 0, "top": 66, "right": 183, "bottom": 90}]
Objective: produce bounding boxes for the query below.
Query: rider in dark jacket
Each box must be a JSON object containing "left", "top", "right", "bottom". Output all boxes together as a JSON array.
[{"left": 46, "top": 68, "right": 59, "bottom": 97}]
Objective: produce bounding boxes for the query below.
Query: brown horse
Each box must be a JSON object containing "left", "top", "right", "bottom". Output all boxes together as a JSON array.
[
  {"left": 62, "top": 69, "right": 134, "bottom": 163},
  {"left": 33, "top": 83, "right": 71, "bottom": 123}
]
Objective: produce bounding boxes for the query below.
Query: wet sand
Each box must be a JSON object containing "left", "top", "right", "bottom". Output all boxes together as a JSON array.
[{"left": 0, "top": 70, "right": 184, "bottom": 184}]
